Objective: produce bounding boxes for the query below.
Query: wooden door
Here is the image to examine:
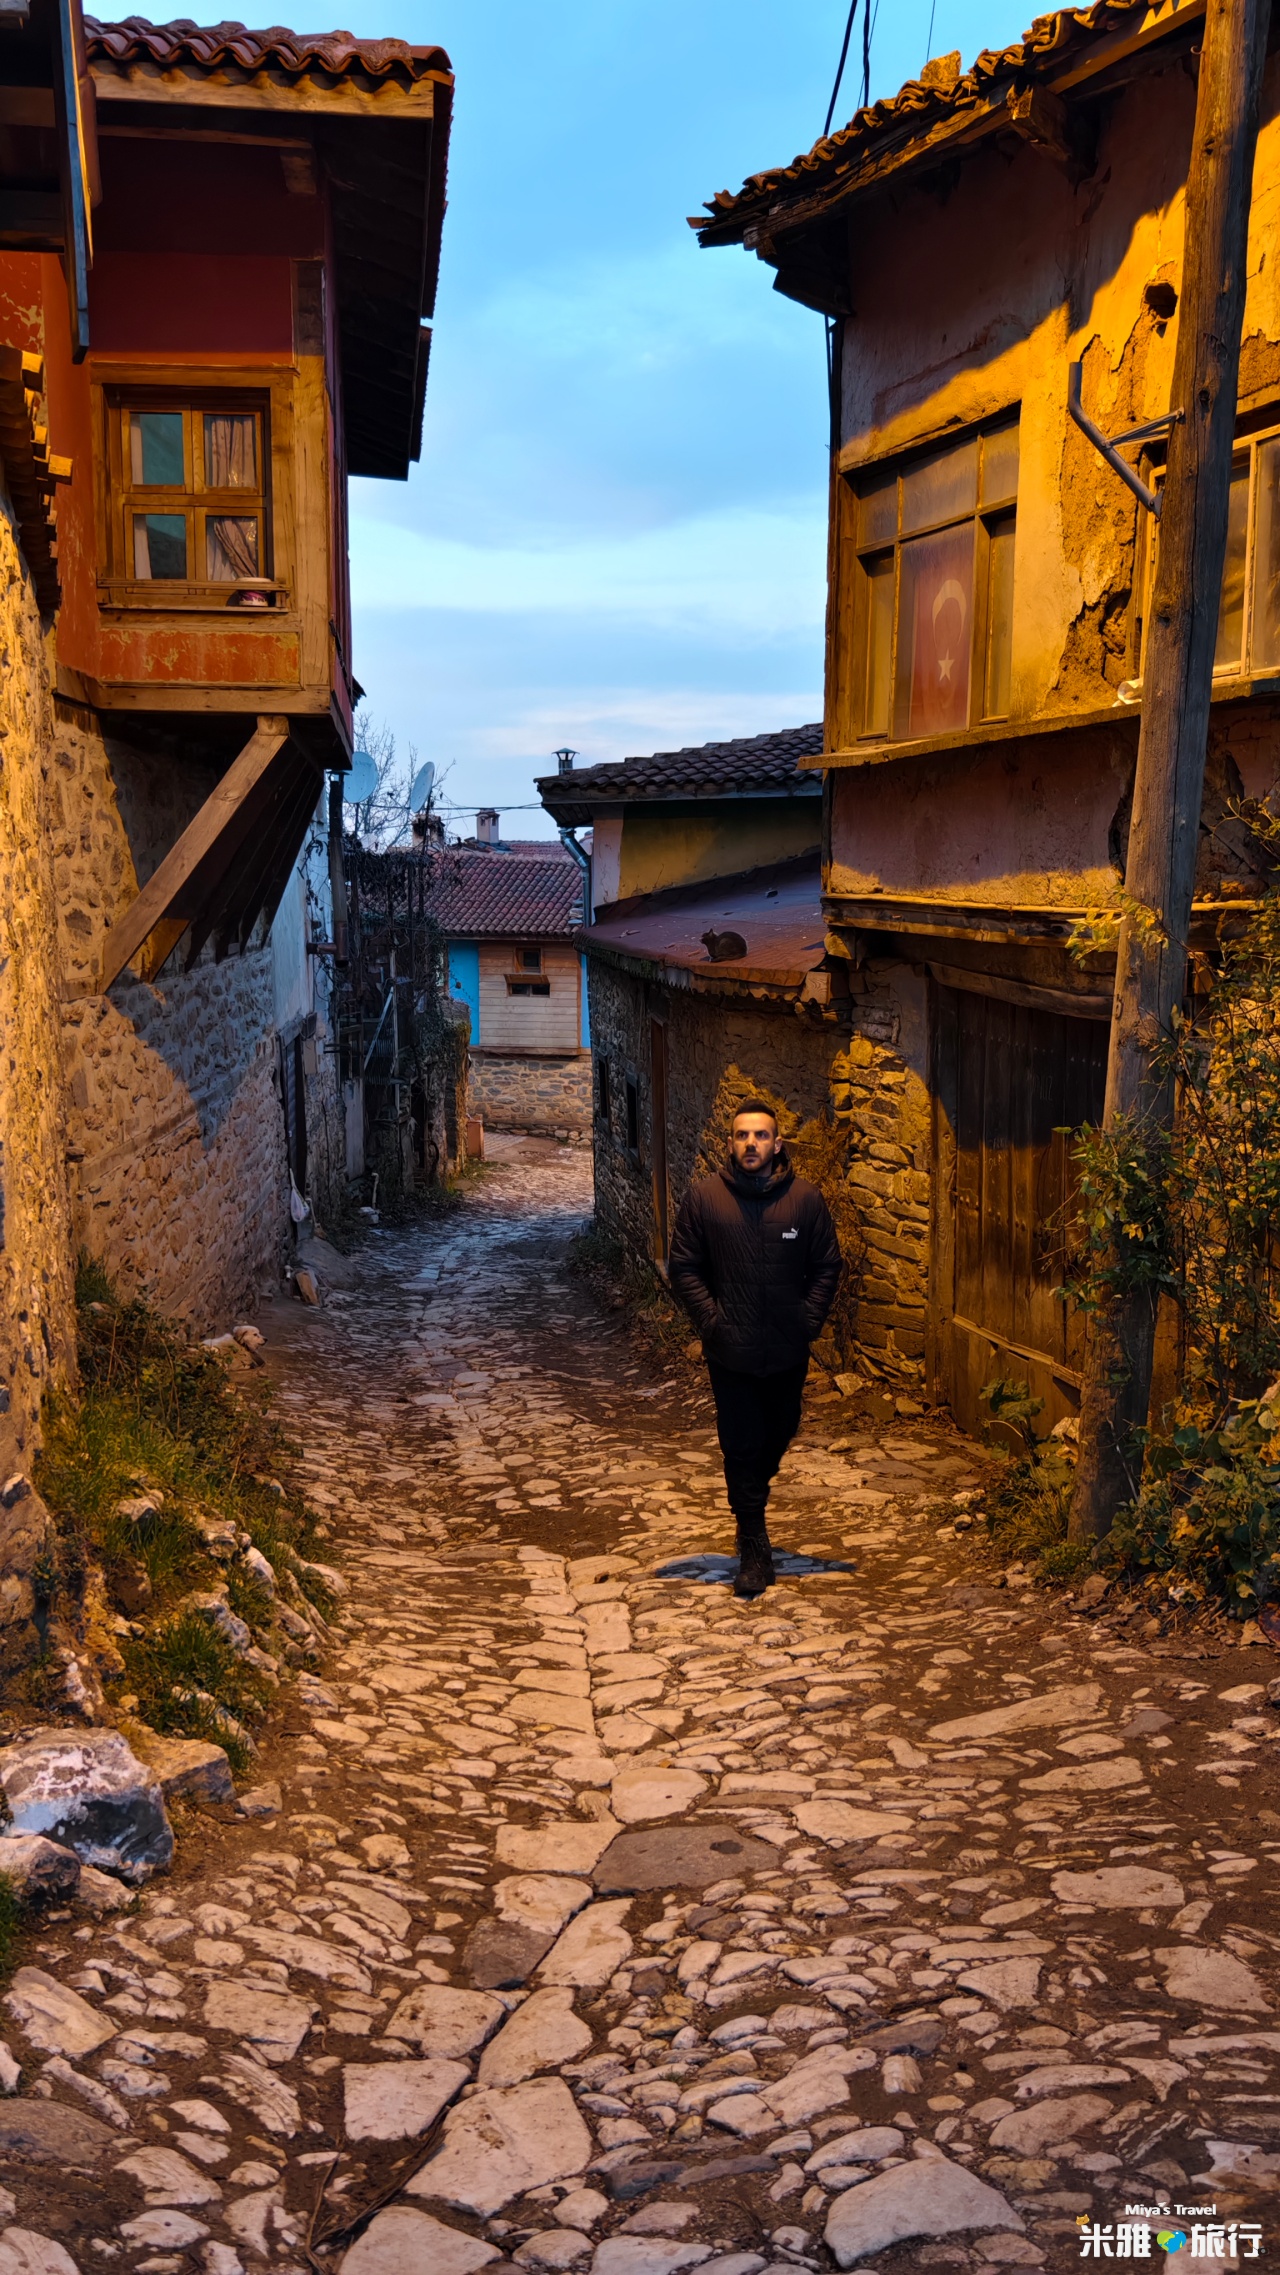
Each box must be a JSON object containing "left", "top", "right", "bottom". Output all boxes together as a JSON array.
[
  {"left": 650, "top": 1016, "right": 670, "bottom": 1265},
  {"left": 935, "top": 985, "right": 1108, "bottom": 1436}
]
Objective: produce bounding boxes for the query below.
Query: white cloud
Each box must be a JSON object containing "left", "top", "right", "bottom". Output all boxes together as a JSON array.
[{"left": 348, "top": 498, "right": 827, "bottom": 640}]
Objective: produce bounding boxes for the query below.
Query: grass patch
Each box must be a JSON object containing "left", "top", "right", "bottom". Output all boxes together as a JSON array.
[
  {"left": 978, "top": 1377, "right": 1088, "bottom": 1581},
  {"left": 30, "top": 1258, "right": 334, "bottom": 1769}
]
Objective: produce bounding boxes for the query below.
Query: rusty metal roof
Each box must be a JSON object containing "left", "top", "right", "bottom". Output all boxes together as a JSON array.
[
  {"left": 83, "top": 18, "right": 450, "bottom": 89},
  {"left": 695, "top": 0, "right": 1200, "bottom": 247},
  {"left": 538, "top": 724, "right": 823, "bottom": 827},
  {"left": 422, "top": 848, "right": 583, "bottom": 942},
  {"left": 585, "top": 856, "right": 825, "bottom": 991}
]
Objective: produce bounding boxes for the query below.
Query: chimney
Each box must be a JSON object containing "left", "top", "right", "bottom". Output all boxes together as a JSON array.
[
  {"left": 555, "top": 747, "right": 578, "bottom": 775},
  {"left": 476, "top": 808, "right": 500, "bottom": 846}
]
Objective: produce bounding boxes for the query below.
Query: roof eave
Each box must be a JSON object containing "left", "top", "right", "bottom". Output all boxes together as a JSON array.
[{"left": 696, "top": 0, "right": 1208, "bottom": 256}]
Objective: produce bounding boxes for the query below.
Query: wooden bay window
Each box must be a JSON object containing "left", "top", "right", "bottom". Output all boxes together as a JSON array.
[
  {"left": 1138, "top": 415, "right": 1280, "bottom": 681},
  {"left": 103, "top": 388, "right": 277, "bottom": 608},
  {"left": 843, "top": 416, "right": 1019, "bottom": 744}
]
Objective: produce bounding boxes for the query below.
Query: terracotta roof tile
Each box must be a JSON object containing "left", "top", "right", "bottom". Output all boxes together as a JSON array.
[
  {"left": 83, "top": 16, "right": 450, "bottom": 86},
  {"left": 421, "top": 848, "right": 583, "bottom": 941},
  {"left": 696, "top": 0, "right": 1176, "bottom": 243},
  {"left": 538, "top": 723, "right": 823, "bottom": 822}
]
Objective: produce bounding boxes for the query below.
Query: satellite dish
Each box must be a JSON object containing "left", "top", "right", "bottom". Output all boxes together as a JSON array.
[
  {"left": 344, "top": 750, "right": 379, "bottom": 804},
  {"left": 410, "top": 761, "right": 435, "bottom": 812}
]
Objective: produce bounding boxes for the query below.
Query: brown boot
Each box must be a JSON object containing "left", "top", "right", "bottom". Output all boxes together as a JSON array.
[{"left": 734, "top": 1529, "right": 775, "bottom": 1598}]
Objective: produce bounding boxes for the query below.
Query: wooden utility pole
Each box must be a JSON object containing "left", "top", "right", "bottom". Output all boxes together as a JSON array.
[{"left": 1070, "top": 0, "right": 1273, "bottom": 1540}]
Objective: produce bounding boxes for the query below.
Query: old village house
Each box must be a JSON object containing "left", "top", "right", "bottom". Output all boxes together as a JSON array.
[
  {"left": 538, "top": 730, "right": 845, "bottom": 1273},
  {"left": 0, "top": 9, "right": 451, "bottom": 1645},
  {"left": 694, "top": 0, "right": 1280, "bottom": 1431}
]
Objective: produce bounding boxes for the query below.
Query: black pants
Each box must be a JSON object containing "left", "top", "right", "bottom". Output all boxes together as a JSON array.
[{"left": 707, "top": 1358, "right": 809, "bottom": 1539}]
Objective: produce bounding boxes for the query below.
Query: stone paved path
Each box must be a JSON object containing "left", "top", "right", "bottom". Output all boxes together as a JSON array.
[{"left": 7, "top": 1137, "right": 1280, "bottom": 2275}]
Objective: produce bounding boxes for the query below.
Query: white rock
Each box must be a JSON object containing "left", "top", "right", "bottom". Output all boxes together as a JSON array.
[
  {"left": 508, "top": 1692, "right": 596, "bottom": 1734},
  {"left": 0, "top": 2234, "right": 82, "bottom": 2275},
  {"left": 407, "top": 2076, "right": 592, "bottom": 2215},
  {"left": 928, "top": 1684, "right": 1102, "bottom": 1742},
  {"left": 825, "top": 2154, "right": 1022, "bottom": 2265},
  {"left": 0, "top": 1836, "right": 79, "bottom": 1899},
  {"left": 1051, "top": 1866, "right": 1184, "bottom": 1909},
  {"left": 1020, "top": 1759, "right": 1143, "bottom": 1794},
  {"left": 119, "top": 2211, "right": 209, "bottom": 2248},
  {"left": 1012, "top": 2065, "right": 1133, "bottom": 2099},
  {"left": 342, "top": 2058, "right": 468, "bottom": 2141},
  {"left": 538, "top": 1901, "right": 633, "bottom": 1991},
  {"left": 478, "top": 1987, "right": 593, "bottom": 2087},
  {"left": 224, "top": 2190, "right": 278, "bottom": 2255},
  {"left": 202, "top": 1982, "right": 316, "bottom": 2064},
  {"left": 115, "top": 2147, "right": 222, "bottom": 2205},
  {"left": 341, "top": 2207, "right": 501, "bottom": 2275},
  {"left": 217, "top": 2054, "right": 301, "bottom": 2136},
  {"left": 610, "top": 1769, "right": 706, "bottom": 1824},
  {"left": 494, "top": 1875, "right": 593, "bottom": 1936},
  {"left": 239, "top": 1926, "right": 371, "bottom": 1991},
  {"left": 4, "top": 1969, "right": 114, "bottom": 2058},
  {"left": 385, "top": 1986, "right": 507, "bottom": 2058},
  {"left": 361, "top": 1834, "right": 411, "bottom": 1870},
  {"left": 988, "top": 2095, "right": 1114, "bottom": 2153},
  {"left": 0, "top": 1729, "right": 173, "bottom": 1883},
  {"left": 495, "top": 1824, "right": 619, "bottom": 1876},
  {"left": 514, "top": 2234, "right": 591, "bottom": 2270},
  {"left": 555, "top": 2188, "right": 610, "bottom": 2230},
  {"left": 794, "top": 1802, "right": 912, "bottom": 1844},
  {"left": 956, "top": 1959, "right": 1043, "bottom": 2011},
  {"left": 201, "top": 2245, "right": 245, "bottom": 2275},
  {"left": 1154, "top": 1945, "right": 1270, "bottom": 2012},
  {"left": 591, "top": 2246, "right": 713, "bottom": 2275},
  {"left": 806, "top": 2129, "right": 904, "bottom": 2169}
]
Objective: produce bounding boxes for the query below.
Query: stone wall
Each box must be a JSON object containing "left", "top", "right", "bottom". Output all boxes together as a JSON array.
[
  {"left": 587, "top": 954, "right": 932, "bottom": 1385},
  {"left": 828, "top": 964, "right": 932, "bottom": 1385},
  {"left": 587, "top": 960, "right": 837, "bottom": 1270},
  {"left": 53, "top": 712, "right": 292, "bottom": 1328},
  {"left": 0, "top": 491, "right": 77, "bottom": 1646},
  {"left": 468, "top": 1049, "right": 591, "bottom": 1135}
]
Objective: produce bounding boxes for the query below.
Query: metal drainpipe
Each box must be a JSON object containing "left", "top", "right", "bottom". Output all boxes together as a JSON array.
[
  {"left": 558, "top": 827, "right": 591, "bottom": 926},
  {"left": 328, "top": 774, "right": 349, "bottom": 965}
]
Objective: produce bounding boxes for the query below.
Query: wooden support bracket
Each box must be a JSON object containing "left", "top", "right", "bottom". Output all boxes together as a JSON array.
[{"left": 99, "top": 716, "right": 290, "bottom": 990}]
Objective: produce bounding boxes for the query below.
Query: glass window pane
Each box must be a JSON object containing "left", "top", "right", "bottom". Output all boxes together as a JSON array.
[
  {"left": 205, "top": 413, "right": 257, "bottom": 489},
  {"left": 130, "top": 412, "right": 184, "bottom": 488},
  {"left": 857, "top": 467, "right": 897, "bottom": 547},
  {"left": 861, "top": 552, "right": 894, "bottom": 735},
  {"left": 1214, "top": 458, "right": 1249, "bottom": 669},
  {"left": 133, "top": 513, "right": 187, "bottom": 579},
  {"left": 206, "top": 516, "right": 259, "bottom": 580},
  {"left": 1253, "top": 437, "right": 1280, "bottom": 669},
  {"left": 984, "top": 512, "right": 1016, "bottom": 717},
  {"left": 895, "top": 523, "right": 975, "bottom": 737},
  {"left": 981, "top": 423, "right": 1020, "bottom": 507},
  {"left": 901, "top": 438, "right": 978, "bottom": 534}
]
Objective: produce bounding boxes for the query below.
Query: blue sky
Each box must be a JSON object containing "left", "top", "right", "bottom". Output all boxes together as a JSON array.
[{"left": 236, "top": 0, "right": 1033, "bottom": 833}]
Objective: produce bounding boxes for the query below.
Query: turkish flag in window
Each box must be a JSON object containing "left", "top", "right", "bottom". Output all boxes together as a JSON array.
[{"left": 898, "top": 524, "right": 974, "bottom": 737}]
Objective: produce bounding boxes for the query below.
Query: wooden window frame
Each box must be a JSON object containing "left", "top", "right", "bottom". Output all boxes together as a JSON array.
[
  {"left": 505, "top": 976, "right": 551, "bottom": 997},
  {"left": 93, "top": 364, "right": 296, "bottom": 617},
  {"left": 840, "top": 414, "right": 1020, "bottom": 747},
  {"left": 1135, "top": 407, "right": 1280, "bottom": 685}
]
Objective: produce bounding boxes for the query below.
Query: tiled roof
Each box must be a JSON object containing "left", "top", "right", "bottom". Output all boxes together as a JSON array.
[
  {"left": 538, "top": 724, "right": 823, "bottom": 825},
  {"left": 83, "top": 17, "right": 451, "bottom": 87},
  {"left": 422, "top": 849, "right": 583, "bottom": 941},
  {"left": 695, "top": 0, "right": 1183, "bottom": 245}
]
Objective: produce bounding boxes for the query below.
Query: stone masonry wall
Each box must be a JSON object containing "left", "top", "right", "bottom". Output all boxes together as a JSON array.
[
  {"left": 0, "top": 491, "right": 77, "bottom": 1648},
  {"left": 828, "top": 963, "right": 932, "bottom": 1385},
  {"left": 53, "top": 713, "right": 290, "bottom": 1328},
  {"left": 588, "top": 954, "right": 933, "bottom": 1386},
  {"left": 468, "top": 1050, "right": 592, "bottom": 1136},
  {"left": 587, "top": 959, "right": 836, "bottom": 1270}
]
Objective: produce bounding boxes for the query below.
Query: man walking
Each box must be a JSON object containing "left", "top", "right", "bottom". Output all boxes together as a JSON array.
[{"left": 669, "top": 1102, "right": 841, "bottom": 1598}]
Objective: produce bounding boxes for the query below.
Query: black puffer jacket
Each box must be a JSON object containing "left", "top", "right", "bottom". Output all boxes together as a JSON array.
[{"left": 669, "top": 1150, "right": 842, "bottom": 1377}]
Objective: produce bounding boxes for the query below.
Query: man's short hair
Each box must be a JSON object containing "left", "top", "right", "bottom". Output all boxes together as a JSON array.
[{"left": 733, "top": 1100, "right": 779, "bottom": 1129}]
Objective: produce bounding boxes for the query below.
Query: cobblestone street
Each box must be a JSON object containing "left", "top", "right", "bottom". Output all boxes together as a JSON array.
[{"left": 7, "top": 1139, "right": 1280, "bottom": 2275}]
